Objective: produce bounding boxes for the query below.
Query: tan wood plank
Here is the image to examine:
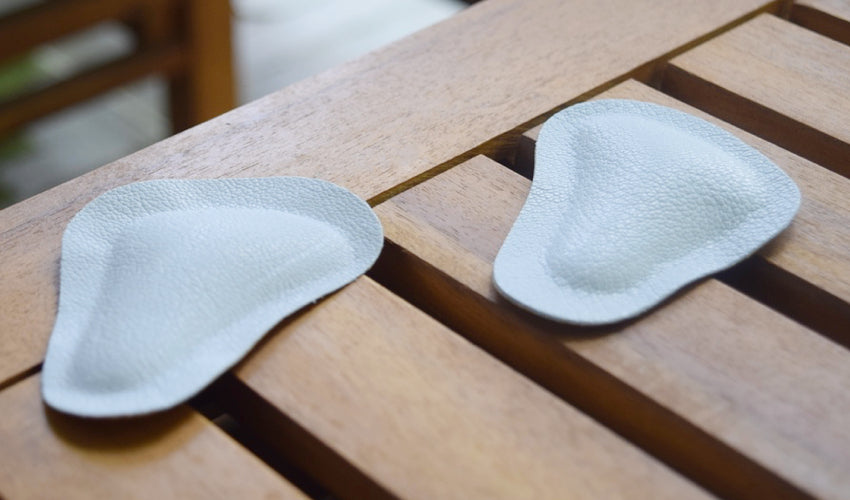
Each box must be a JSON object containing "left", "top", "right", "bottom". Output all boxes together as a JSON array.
[
  {"left": 663, "top": 14, "right": 850, "bottom": 178},
  {"left": 518, "top": 80, "right": 850, "bottom": 346},
  {"left": 229, "top": 277, "right": 710, "bottom": 500},
  {"left": 0, "top": 375, "right": 307, "bottom": 499},
  {"left": 0, "top": 0, "right": 777, "bottom": 386},
  {"left": 792, "top": 0, "right": 850, "bottom": 46},
  {"left": 373, "top": 154, "right": 850, "bottom": 500}
]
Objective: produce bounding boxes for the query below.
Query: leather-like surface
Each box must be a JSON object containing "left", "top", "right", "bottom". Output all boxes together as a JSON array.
[
  {"left": 493, "top": 99, "right": 800, "bottom": 325},
  {"left": 42, "top": 177, "right": 383, "bottom": 417}
]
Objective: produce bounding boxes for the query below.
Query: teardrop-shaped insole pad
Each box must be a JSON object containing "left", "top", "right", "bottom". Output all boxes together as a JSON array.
[
  {"left": 43, "top": 177, "right": 383, "bottom": 417},
  {"left": 493, "top": 99, "right": 799, "bottom": 325}
]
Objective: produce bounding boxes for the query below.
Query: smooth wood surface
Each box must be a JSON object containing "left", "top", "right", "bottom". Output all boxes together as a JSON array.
[
  {"left": 0, "top": 375, "right": 306, "bottom": 499},
  {"left": 792, "top": 0, "right": 850, "bottom": 45},
  {"left": 519, "top": 80, "right": 850, "bottom": 346},
  {"left": 373, "top": 153, "right": 850, "bottom": 500},
  {"left": 663, "top": 14, "right": 850, "bottom": 178},
  {"left": 230, "top": 277, "right": 709, "bottom": 500},
  {"left": 0, "top": 0, "right": 776, "bottom": 385}
]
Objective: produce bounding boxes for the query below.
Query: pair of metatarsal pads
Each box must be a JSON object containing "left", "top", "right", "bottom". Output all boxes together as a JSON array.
[{"left": 43, "top": 100, "right": 798, "bottom": 417}]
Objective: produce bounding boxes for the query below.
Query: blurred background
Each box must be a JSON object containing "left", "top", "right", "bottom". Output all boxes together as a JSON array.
[{"left": 0, "top": 0, "right": 468, "bottom": 209}]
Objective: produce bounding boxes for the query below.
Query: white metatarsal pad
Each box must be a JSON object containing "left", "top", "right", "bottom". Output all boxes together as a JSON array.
[
  {"left": 43, "top": 177, "right": 383, "bottom": 417},
  {"left": 493, "top": 99, "right": 799, "bottom": 325}
]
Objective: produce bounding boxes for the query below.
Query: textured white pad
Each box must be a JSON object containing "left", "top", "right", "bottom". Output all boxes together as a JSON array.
[
  {"left": 43, "top": 177, "right": 383, "bottom": 417},
  {"left": 493, "top": 99, "right": 799, "bottom": 325}
]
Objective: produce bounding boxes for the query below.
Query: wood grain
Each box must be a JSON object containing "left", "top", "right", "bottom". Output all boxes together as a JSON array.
[
  {"left": 373, "top": 154, "right": 850, "bottom": 500},
  {"left": 0, "top": 0, "right": 777, "bottom": 386},
  {"left": 229, "top": 277, "right": 709, "bottom": 500},
  {"left": 663, "top": 14, "right": 850, "bottom": 178},
  {"left": 0, "top": 375, "right": 306, "bottom": 499},
  {"left": 518, "top": 79, "right": 850, "bottom": 346},
  {"left": 792, "top": 0, "right": 850, "bottom": 46}
]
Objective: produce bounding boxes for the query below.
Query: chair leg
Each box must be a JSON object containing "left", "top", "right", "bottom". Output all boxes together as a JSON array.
[{"left": 168, "top": 0, "right": 235, "bottom": 132}]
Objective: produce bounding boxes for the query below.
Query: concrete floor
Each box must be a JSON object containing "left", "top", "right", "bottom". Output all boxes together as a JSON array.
[{"left": 0, "top": 0, "right": 465, "bottom": 207}]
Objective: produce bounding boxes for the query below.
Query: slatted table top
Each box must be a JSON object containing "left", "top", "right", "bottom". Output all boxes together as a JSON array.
[{"left": 1, "top": 1, "right": 848, "bottom": 499}]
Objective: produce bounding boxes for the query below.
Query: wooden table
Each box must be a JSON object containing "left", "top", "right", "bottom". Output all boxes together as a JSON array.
[{"left": 1, "top": 1, "right": 848, "bottom": 499}]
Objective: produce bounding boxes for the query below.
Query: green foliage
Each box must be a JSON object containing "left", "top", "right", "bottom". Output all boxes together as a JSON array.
[{"left": 0, "top": 55, "right": 39, "bottom": 98}]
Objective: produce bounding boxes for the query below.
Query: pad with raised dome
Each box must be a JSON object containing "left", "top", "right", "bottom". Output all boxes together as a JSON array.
[
  {"left": 493, "top": 99, "right": 799, "bottom": 325},
  {"left": 42, "top": 177, "right": 383, "bottom": 417}
]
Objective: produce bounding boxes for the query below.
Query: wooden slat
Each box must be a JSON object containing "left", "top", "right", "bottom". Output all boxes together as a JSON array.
[
  {"left": 0, "top": 0, "right": 161, "bottom": 62},
  {"left": 663, "top": 14, "right": 850, "bottom": 178},
  {"left": 0, "top": 0, "right": 233, "bottom": 134},
  {"left": 518, "top": 80, "right": 850, "bottom": 346},
  {"left": 0, "top": 375, "right": 306, "bottom": 499},
  {"left": 791, "top": 0, "right": 850, "bottom": 46},
  {"left": 227, "top": 277, "right": 710, "bottom": 500},
  {"left": 0, "top": 0, "right": 777, "bottom": 385},
  {"left": 0, "top": 45, "right": 185, "bottom": 137},
  {"left": 372, "top": 154, "right": 850, "bottom": 500}
]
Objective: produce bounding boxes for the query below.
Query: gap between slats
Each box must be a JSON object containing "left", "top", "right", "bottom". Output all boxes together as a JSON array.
[
  {"left": 183, "top": 303, "right": 380, "bottom": 500},
  {"left": 0, "top": 0, "right": 789, "bottom": 392},
  {"left": 790, "top": 0, "right": 850, "bottom": 46},
  {"left": 0, "top": 303, "right": 405, "bottom": 499},
  {"left": 0, "top": 362, "right": 40, "bottom": 392},
  {"left": 716, "top": 257, "right": 850, "bottom": 348},
  {"left": 0, "top": 5, "right": 829, "bottom": 497},
  {"left": 195, "top": 373, "right": 396, "bottom": 500},
  {"left": 368, "top": 143, "right": 850, "bottom": 499},
  {"left": 660, "top": 63, "right": 850, "bottom": 180},
  {"left": 658, "top": 13, "right": 850, "bottom": 180},
  {"left": 0, "top": 369, "right": 323, "bottom": 500},
  {"left": 365, "top": 0, "right": 787, "bottom": 208},
  {"left": 191, "top": 376, "right": 345, "bottom": 500},
  {"left": 0, "top": 371, "right": 311, "bottom": 499},
  {"left": 186, "top": 303, "right": 371, "bottom": 500},
  {"left": 367, "top": 197, "right": 813, "bottom": 500}
]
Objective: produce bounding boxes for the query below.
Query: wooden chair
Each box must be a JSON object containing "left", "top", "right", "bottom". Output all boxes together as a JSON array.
[{"left": 0, "top": 0, "right": 235, "bottom": 137}]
